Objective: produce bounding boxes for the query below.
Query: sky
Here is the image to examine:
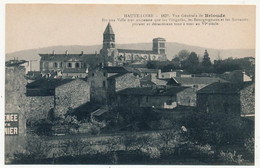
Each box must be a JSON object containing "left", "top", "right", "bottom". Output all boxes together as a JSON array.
[{"left": 5, "top": 4, "right": 255, "bottom": 53}]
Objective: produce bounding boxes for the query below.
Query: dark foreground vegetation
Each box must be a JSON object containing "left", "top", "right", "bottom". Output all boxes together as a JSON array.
[{"left": 10, "top": 106, "right": 254, "bottom": 165}]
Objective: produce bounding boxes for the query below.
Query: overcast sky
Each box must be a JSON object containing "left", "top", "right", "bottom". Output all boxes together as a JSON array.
[{"left": 6, "top": 4, "right": 255, "bottom": 53}]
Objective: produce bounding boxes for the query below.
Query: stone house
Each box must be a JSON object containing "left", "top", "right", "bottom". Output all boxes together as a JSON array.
[
  {"left": 116, "top": 86, "right": 195, "bottom": 109},
  {"left": 88, "top": 66, "right": 137, "bottom": 104},
  {"left": 220, "top": 70, "right": 252, "bottom": 83},
  {"left": 197, "top": 82, "right": 254, "bottom": 116},
  {"left": 107, "top": 72, "right": 140, "bottom": 104},
  {"left": 26, "top": 78, "right": 90, "bottom": 117}
]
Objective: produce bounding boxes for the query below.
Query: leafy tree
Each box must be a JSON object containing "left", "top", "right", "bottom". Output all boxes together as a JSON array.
[
  {"left": 181, "top": 52, "right": 200, "bottom": 73},
  {"left": 177, "top": 49, "right": 190, "bottom": 61},
  {"left": 202, "top": 50, "right": 212, "bottom": 67},
  {"left": 185, "top": 112, "right": 253, "bottom": 159}
]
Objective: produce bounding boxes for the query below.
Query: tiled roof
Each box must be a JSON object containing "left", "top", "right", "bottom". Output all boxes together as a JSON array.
[
  {"left": 26, "top": 78, "right": 75, "bottom": 90},
  {"left": 63, "top": 68, "right": 87, "bottom": 73},
  {"left": 107, "top": 72, "right": 128, "bottom": 80},
  {"left": 140, "top": 80, "right": 156, "bottom": 86},
  {"left": 103, "top": 66, "right": 129, "bottom": 73},
  {"left": 117, "top": 49, "right": 156, "bottom": 54},
  {"left": 140, "top": 74, "right": 152, "bottom": 81},
  {"left": 117, "top": 86, "right": 188, "bottom": 96},
  {"left": 103, "top": 22, "right": 114, "bottom": 34},
  {"left": 197, "top": 82, "right": 253, "bottom": 94},
  {"left": 174, "top": 77, "right": 227, "bottom": 85},
  {"left": 136, "top": 68, "right": 158, "bottom": 73},
  {"left": 39, "top": 54, "right": 101, "bottom": 62}
]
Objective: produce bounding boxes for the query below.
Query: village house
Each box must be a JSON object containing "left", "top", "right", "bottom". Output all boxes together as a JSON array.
[
  {"left": 220, "top": 70, "right": 252, "bottom": 83},
  {"left": 116, "top": 85, "right": 195, "bottom": 109},
  {"left": 88, "top": 66, "right": 140, "bottom": 104},
  {"left": 107, "top": 72, "right": 140, "bottom": 104},
  {"left": 39, "top": 51, "right": 103, "bottom": 78},
  {"left": 26, "top": 78, "right": 90, "bottom": 118},
  {"left": 196, "top": 82, "right": 254, "bottom": 117}
]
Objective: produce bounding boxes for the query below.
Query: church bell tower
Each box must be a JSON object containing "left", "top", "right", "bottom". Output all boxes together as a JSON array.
[{"left": 103, "top": 22, "right": 115, "bottom": 49}]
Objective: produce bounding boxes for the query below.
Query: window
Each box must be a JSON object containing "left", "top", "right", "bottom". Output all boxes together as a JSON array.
[
  {"left": 68, "top": 63, "right": 72, "bottom": 68},
  {"left": 167, "top": 99, "right": 172, "bottom": 105},
  {"left": 44, "top": 62, "right": 48, "bottom": 68},
  {"left": 53, "top": 62, "right": 58, "bottom": 68},
  {"left": 60, "top": 62, "right": 63, "bottom": 68},
  {"left": 103, "top": 81, "right": 106, "bottom": 88},
  {"left": 92, "top": 73, "right": 95, "bottom": 77},
  {"left": 146, "top": 96, "right": 149, "bottom": 103},
  {"left": 103, "top": 72, "right": 106, "bottom": 77},
  {"left": 75, "top": 63, "right": 80, "bottom": 68},
  {"left": 159, "top": 43, "right": 165, "bottom": 48},
  {"left": 160, "top": 49, "right": 165, "bottom": 54}
]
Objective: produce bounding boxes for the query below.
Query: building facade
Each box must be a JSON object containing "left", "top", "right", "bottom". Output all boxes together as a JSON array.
[
  {"left": 116, "top": 86, "right": 194, "bottom": 109},
  {"left": 196, "top": 82, "right": 254, "bottom": 116},
  {"left": 26, "top": 78, "right": 90, "bottom": 117}
]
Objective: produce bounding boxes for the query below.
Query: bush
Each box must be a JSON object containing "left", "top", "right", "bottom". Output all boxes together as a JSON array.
[
  {"left": 13, "top": 135, "right": 51, "bottom": 163},
  {"left": 90, "top": 125, "right": 100, "bottom": 135},
  {"left": 140, "top": 146, "right": 161, "bottom": 159},
  {"left": 30, "top": 119, "right": 54, "bottom": 136},
  {"left": 219, "top": 150, "right": 244, "bottom": 165}
]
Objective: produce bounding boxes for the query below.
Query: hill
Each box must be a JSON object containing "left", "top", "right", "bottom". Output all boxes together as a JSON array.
[{"left": 6, "top": 42, "right": 255, "bottom": 71}]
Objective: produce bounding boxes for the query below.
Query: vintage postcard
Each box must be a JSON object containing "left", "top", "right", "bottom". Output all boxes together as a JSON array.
[{"left": 4, "top": 3, "right": 256, "bottom": 166}]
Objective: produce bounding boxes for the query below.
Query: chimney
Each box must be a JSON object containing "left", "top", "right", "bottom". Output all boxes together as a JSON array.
[
  {"left": 65, "top": 50, "right": 69, "bottom": 55},
  {"left": 157, "top": 69, "right": 162, "bottom": 79},
  {"left": 52, "top": 50, "right": 55, "bottom": 55}
]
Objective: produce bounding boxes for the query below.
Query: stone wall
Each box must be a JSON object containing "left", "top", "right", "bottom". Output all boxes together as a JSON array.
[
  {"left": 197, "top": 93, "right": 241, "bottom": 114},
  {"left": 115, "top": 73, "right": 140, "bottom": 92},
  {"left": 88, "top": 68, "right": 107, "bottom": 103},
  {"left": 176, "top": 88, "right": 196, "bottom": 106},
  {"left": 240, "top": 83, "right": 255, "bottom": 115},
  {"left": 26, "top": 96, "right": 54, "bottom": 122},
  {"left": 5, "top": 66, "right": 27, "bottom": 159},
  {"left": 55, "top": 79, "right": 90, "bottom": 116}
]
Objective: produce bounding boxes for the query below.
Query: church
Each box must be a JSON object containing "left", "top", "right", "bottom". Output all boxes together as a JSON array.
[
  {"left": 100, "top": 22, "right": 168, "bottom": 66},
  {"left": 38, "top": 22, "right": 168, "bottom": 77}
]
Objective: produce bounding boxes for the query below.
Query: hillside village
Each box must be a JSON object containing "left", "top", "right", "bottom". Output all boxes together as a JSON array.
[{"left": 5, "top": 23, "right": 255, "bottom": 164}]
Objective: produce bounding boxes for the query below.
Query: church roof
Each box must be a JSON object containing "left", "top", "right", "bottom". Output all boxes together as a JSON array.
[
  {"left": 153, "top": 37, "right": 166, "bottom": 41},
  {"left": 103, "top": 22, "right": 114, "bottom": 34},
  {"left": 117, "top": 49, "right": 156, "bottom": 54}
]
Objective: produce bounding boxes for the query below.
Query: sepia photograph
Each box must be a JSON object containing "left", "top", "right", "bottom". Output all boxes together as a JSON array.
[{"left": 3, "top": 3, "right": 256, "bottom": 166}]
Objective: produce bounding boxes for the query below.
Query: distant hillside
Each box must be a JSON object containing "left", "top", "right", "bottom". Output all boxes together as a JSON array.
[{"left": 6, "top": 42, "right": 255, "bottom": 71}]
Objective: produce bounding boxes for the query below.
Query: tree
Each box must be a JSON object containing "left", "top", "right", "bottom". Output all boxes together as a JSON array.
[
  {"left": 185, "top": 112, "right": 253, "bottom": 160},
  {"left": 202, "top": 50, "right": 212, "bottom": 67},
  {"left": 177, "top": 50, "right": 190, "bottom": 61},
  {"left": 181, "top": 52, "right": 200, "bottom": 73}
]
